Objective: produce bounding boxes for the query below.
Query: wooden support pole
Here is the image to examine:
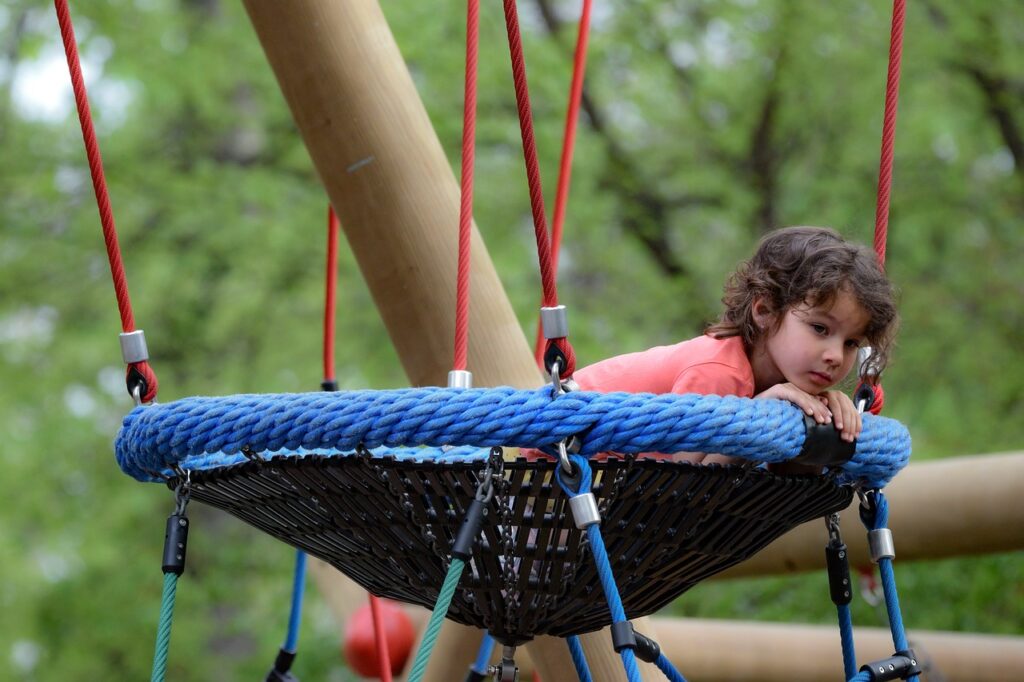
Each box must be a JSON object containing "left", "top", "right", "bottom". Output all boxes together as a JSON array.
[
  {"left": 717, "top": 451, "right": 1024, "bottom": 580},
  {"left": 241, "top": 1, "right": 658, "bottom": 679},
  {"left": 651, "top": 618, "right": 1024, "bottom": 682},
  {"left": 497, "top": 618, "right": 1024, "bottom": 681}
]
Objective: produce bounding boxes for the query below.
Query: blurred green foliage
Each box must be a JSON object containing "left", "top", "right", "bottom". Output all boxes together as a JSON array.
[{"left": 0, "top": 0, "right": 1020, "bottom": 679}]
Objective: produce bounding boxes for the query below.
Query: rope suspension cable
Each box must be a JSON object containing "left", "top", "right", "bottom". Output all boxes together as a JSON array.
[
  {"left": 873, "top": 0, "right": 906, "bottom": 270},
  {"left": 451, "top": 0, "right": 481, "bottom": 381},
  {"left": 151, "top": 572, "right": 178, "bottom": 682},
  {"left": 566, "top": 635, "right": 593, "bottom": 682},
  {"left": 532, "top": 0, "right": 593, "bottom": 368},
  {"left": 323, "top": 205, "right": 396, "bottom": 681},
  {"left": 837, "top": 7, "right": 910, "bottom": 681},
  {"left": 501, "top": 0, "right": 575, "bottom": 378},
  {"left": 466, "top": 633, "right": 495, "bottom": 681},
  {"left": 367, "top": 591, "right": 394, "bottom": 682},
  {"left": 54, "top": 0, "right": 158, "bottom": 404},
  {"left": 556, "top": 455, "right": 641, "bottom": 682},
  {"left": 855, "top": 0, "right": 906, "bottom": 419}
]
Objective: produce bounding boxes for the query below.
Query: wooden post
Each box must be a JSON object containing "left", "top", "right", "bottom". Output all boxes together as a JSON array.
[
  {"left": 241, "top": 1, "right": 658, "bottom": 679},
  {"left": 650, "top": 618, "right": 1024, "bottom": 682},
  {"left": 716, "top": 451, "right": 1024, "bottom": 579}
]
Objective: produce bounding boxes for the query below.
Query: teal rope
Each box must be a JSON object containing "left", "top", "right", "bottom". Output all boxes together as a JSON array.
[
  {"left": 151, "top": 572, "right": 178, "bottom": 682},
  {"left": 406, "top": 558, "right": 466, "bottom": 682}
]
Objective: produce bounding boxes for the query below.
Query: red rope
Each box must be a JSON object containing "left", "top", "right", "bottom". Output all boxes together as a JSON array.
[
  {"left": 533, "top": 0, "right": 593, "bottom": 368},
  {"left": 502, "top": 0, "right": 575, "bottom": 376},
  {"left": 452, "top": 0, "right": 480, "bottom": 373},
  {"left": 860, "top": 0, "right": 906, "bottom": 414},
  {"left": 368, "top": 594, "right": 394, "bottom": 682},
  {"left": 873, "top": 0, "right": 906, "bottom": 269},
  {"left": 323, "top": 206, "right": 340, "bottom": 384},
  {"left": 55, "top": 0, "right": 158, "bottom": 402}
]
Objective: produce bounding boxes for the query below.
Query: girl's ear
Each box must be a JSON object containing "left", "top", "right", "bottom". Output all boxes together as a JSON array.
[{"left": 752, "top": 298, "right": 774, "bottom": 331}]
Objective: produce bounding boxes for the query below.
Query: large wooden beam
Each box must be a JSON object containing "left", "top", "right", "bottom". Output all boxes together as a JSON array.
[
  {"left": 240, "top": 1, "right": 658, "bottom": 679},
  {"left": 718, "top": 451, "right": 1024, "bottom": 579},
  {"left": 650, "top": 618, "right": 1024, "bottom": 682}
]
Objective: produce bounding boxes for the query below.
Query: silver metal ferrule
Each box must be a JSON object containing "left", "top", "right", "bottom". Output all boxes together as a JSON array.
[
  {"left": 857, "top": 346, "right": 876, "bottom": 377},
  {"left": 540, "top": 305, "right": 569, "bottom": 339},
  {"left": 569, "top": 492, "right": 601, "bottom": 529},
  {"left": 867, "top": 528, "right": 896, "bottom": 563},
  {"left": 447, "top": 370, "right": 473, "bottom": 389},
  {"left": 119, "top": 330, "right": 149, "bottom": 364}
]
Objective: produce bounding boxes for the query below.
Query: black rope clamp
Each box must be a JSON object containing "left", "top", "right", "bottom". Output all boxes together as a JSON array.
[
  {"left": 860, "top": 648, "right": 922, "bottom": 681},
  {"left": 824, "top": 513, "right": 852, "bottom": 606},
  {"left": 126, "top": 365, "right": 150, "bottom": 406},
  {"left": 452, "top": 449, "right": 500, "bottom": 560},
  {"left": 162, "top": 472, "right": 191, "bottom": 575},
  {"left": 264, "top": 649, "right": 298, "bottom": 682},
  {"left": 610, "top": 621, "right": 661, "bottom": 663},
  {"left": 858, "top": 488, "right": 881, "bottom": 528},
  {"left": 854, "top": 382, "right": 876, "bottom": 414}
]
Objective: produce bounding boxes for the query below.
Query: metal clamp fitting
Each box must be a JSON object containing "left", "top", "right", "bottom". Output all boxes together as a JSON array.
[
  {"left": 448, "top": 369, "right": 473, "bottom": 389},
  {"left": 568, "top": 492, "right": 600, "bottom": 529},
  {"left": 120, "top": 330, "right": 149, "bottom": 364},
  {"left": 540, "top": 305, "right": 569, "bottom": 339},
  {"left": 868, "top": 528, "right": 896, "bottom": 563},
  {"left": 860, "top": 648, "right": 921, "bottom": 681}
]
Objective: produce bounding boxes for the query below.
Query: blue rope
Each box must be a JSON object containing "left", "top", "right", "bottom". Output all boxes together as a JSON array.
[
  {"left": 847, "top": 672, "right": 873, "bottom": 682},
  {"left": 406, "top": 557, "right": 465, "bottom": 682},
  {"left": 654, "top": 652, "right": 688, "bottom": 682},
  {"left": 117, "top": 387, "right": 911, "bottom": 488},
  {"left": 283, "top": 549, "right": 307, "bottom": 653},
  {"left": 867, "top": 492, "right": 919, "bottom": 682},
  {"left": 566, "top": 635, "right": 593, "bottom": 682},
  {"left": 558, "top": 455, "right": 641, "bottom": 682},
  {"left": 837, "top": 603, "right": 857, "bottom": 680},
  {"left": 471, "top": 633, "right": 495, "bottom": 675}
]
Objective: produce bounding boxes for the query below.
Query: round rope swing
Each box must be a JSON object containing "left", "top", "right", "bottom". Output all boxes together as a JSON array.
[{"left": 57, "top": 0, "right": 921, "bottom": 680}]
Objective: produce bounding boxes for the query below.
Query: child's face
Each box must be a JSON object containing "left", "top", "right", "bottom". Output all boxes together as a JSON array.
[{"left": 756, "top": 289, "right": 870, "bottom": 395}]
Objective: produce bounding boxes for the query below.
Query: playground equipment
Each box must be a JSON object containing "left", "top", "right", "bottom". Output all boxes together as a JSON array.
[{"left": 55, "top": 0, "right": 1024, "bottom": 680}]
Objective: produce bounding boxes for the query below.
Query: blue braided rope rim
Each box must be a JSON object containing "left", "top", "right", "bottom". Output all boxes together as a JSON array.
[{"left": 116, "top": 387, "right": 911, "bottom": 487}]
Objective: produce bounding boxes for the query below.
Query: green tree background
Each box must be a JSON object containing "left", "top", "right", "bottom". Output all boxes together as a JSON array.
[{"left": 1, "top": 0, "right": 1021, "bottom": 679}]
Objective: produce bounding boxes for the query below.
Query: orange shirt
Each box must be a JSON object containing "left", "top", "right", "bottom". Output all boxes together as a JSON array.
[
  {"left": 573, "top": 334, "right": 755, "bottom": 398},
  {"left": 524, "top": 335, "right": 754, "bottom": 462}
]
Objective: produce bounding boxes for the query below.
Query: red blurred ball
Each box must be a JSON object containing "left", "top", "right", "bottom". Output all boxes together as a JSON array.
[{"left": 343, "top": 600, "right": 415, "bottom": 678}]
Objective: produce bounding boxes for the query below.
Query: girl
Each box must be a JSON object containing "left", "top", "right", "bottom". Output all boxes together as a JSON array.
[{"left": 572, "top": 225, "right": 898, "bottom": 463}]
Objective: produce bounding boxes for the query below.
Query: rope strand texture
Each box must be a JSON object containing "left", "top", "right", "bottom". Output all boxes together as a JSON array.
[{"left": 116, "top": 387, "right": 911, "bottom": 487}]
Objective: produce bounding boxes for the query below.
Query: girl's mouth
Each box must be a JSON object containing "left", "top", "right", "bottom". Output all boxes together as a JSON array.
[{"left": 809, "top": 371, "right": 832, "bottom": 386}]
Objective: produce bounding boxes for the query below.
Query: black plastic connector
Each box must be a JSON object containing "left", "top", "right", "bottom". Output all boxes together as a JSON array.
[
  {"left": 610, "top": 621, "right": 661, "bottom": 663},
  {"left": 860, "top": 648, "right": 922, "bottom": 681},
  {"left": 126, "top": 366, "right": 149, "bottom": 403},
  {"left": 543, "top": 344, "right": 568, "bottom": 380},
  {"left": 264, "top": 649, "right": 299, "bottom": 682},
  {"left": 321, "top": 380, "right": 338, "bottom": 392},
  {"left": 792, "top": 415, "right": 856, "bottom": 467},
  {"left": 632, "top": 629, "right": 661, "bottom": 664},
  {"left": 161, "top": 514, "right": 189, "bottom": 575},
  {"left": 825, "top": 542, "right": 852, "bottom": 606},
  {"left": 452, "top": 498, "right": 486, "bottom": 560},
  {"left": 610, "top": 621, "right": 637, "bottom": 653},
  {"left": 854, "top": 382, "right": 876, "bottom": 413},
  {"left": 463, "top": 671, "right": 486, "bottom": 682}
]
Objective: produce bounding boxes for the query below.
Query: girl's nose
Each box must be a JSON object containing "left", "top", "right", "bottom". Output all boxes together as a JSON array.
[{"left": 823, "top": 342, "right": 843, "bottom": 366}]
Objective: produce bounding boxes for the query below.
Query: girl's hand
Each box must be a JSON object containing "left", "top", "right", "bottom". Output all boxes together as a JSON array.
[
  {"left": 755, "top": 383, "right": 833, "bottom": 425},
  {"left": 821, "top": 390, "right": 862, "bottom": 443}
]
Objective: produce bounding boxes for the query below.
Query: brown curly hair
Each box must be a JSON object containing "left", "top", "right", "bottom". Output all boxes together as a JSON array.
[{"left": 706, "top": 226, "right": 899, "bottom": 378}]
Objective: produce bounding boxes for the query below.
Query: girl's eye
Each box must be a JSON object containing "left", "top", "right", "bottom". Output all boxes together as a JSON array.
[
  {"left": 811, "top": 323, "right": 828, "bottom": 335},
  {"left": 845, "top": 339, "right": 862, "bottom": 349}
]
